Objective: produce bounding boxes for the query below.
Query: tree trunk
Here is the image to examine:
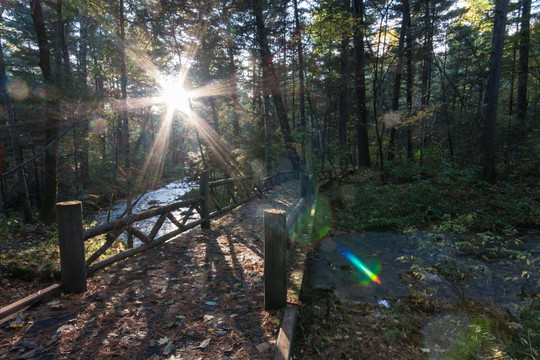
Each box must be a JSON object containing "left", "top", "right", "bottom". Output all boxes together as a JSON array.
[
  {"left": 482, "top": 0, "right": 510, "bottom": 183},
  {"left": 0, "top": 24, "right": 34, "bottom": 223},
  {"left": 516, "top": 0, "right": 531, "bottom": 122},
  {"left": 387, "top": 0, "right": 408, "bottom": 162},
  {"left": 293, "top": 0, "right": 306, "bottom": 159},
  {"left": 79, "top": 15, "right": 89, "bottom": 186},
  {"left": 119, "top": 0, "right": 133, "bottom": 246},
  {"left": 264, "top": 94, "right": 273, "bottom": 175},
  {"left": 405, "top": 0, "right": 413, "bottom": 161},
  {"left": 338, "top": 0, "right": 350, "bottom": 170},
  {"left": 352, "top": 0, "right": 370, "bottom": 167},
  {"left": 251, "top": 0, "right": 300, "bottom": 170},
  {"left": 30, "top": 0, "right": 59, "bottom": 226},
  {"left": 419, "top": 0, "right": 433, "bottom": 166},
  {"left": 226, "top": 41, "right": 240, "bottom": 143}
]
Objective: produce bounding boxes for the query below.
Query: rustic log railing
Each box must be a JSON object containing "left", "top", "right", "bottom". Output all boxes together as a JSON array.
[
  {"left": 264, "top": 172, "right": 315, "bottom": 311},
  {"left": 0, "top": 168, "right": 332, "bottom": 322}
]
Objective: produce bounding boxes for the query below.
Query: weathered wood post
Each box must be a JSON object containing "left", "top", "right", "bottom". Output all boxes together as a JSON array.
[
  {"left": 264, "top": 209, "right": 287, "bottom": 310},
  {"left": 199, "top": 170, "right": 210, "bottom": 229},
  {"left": 57, "top": 201, "right": 87, "bottom": 293}
]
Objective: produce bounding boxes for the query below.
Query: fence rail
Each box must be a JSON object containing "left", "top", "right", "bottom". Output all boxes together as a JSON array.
[
  {"left": 0, "top": 168, "right": 336, "bottom": 323},
  {"left": 264, "top": 172, "right": 315, "bottom": 311}
]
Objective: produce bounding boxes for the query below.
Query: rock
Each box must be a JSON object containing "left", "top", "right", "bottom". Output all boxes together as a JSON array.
[
  {"left": 256, "top": 342, "right": 271, "bottom": 353},
  {"left": 21, "top": 340, "right": 38, "bottom": 349}
]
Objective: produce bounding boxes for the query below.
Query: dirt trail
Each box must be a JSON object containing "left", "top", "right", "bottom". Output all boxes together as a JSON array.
[{"left": 0, "top": 180, "right": 300, "bottom": 360}]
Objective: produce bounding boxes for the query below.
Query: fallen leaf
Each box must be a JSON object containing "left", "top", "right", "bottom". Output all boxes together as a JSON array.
[
  {"left": 163, "top": 342, "right": 175, "bottom": 355},
  {"left": 158, "top": 337, "right": 170, "bottom": 345},
  {"left": 199, "top": 338, "right": 211, "bottom": 349}
]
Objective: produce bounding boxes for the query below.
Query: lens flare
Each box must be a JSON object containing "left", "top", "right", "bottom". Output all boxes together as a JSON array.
[
  {"left": 90, "top": 117, "right": 107, "bottom": 135},
  {"left": 338, "top": 246, "right": 381, "bottom": 284},
  {"left": 311, "top": 196, "right": 333, "bottom": 242},
  {"left": 7, "top": 78, "right": 29, "bottom": 101}
]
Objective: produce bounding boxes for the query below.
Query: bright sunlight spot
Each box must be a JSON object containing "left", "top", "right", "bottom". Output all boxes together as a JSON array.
[{"left": 159, "top": 79, "right": 191, "bottom": 114}]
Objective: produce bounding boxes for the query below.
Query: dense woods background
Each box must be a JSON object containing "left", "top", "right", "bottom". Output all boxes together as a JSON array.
[{"left": 0, "top": 0, "right": 538, "bottom": 225}]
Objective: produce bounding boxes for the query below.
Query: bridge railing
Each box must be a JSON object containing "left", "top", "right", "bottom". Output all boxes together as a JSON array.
[{"left": 0, "top": 169, "right": 299, "bottom": 320}]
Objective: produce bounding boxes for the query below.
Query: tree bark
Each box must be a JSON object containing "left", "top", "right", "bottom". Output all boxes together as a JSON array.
[
  {"left": 405, "top": 0, "right": 413, "bottom": 161},
  {"left": 482, "top": 0, "right": 510, "bottom": 183},
  {"left": 516, "top": 0, "right": 531, "bottom": 122},
  {"left": 293, "top": 0, "right": 306, "bottom": 159},
  {"left": 119, "top": 0, "right": 132, "bottom": 246},
  {"left": 79, "top": 15, "right": 89, "bottom": 186},
  {"left": 352, "top": 0, "right": 370, "bottom": 167},
  {"left": 338, "top": 0, "right": 350, "bottom": 170},
  {"left": 387, "top": 0, "right": 408, "bottom": 162},
  {"left": 251, "top": 0, "right": 300, "bottom": 170},
  {"left": 30, "top": 0, "right": 59, "bottom": 225}
]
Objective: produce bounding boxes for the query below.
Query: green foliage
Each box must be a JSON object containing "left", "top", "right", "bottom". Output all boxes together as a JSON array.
[
  {"left": 442, "top": 316, "right": 510, "bottom": 360},
  {"left": 330, "top": 166, "right": 540, "bottom": 233}
]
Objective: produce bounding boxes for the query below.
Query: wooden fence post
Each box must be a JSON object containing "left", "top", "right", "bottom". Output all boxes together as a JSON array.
[
  {"left": 264, "top": 209, "right": 287, "bottom": 310},
  {"left": 200, "top": 170, "right": 210, "bottom": 229},
  {"left": 57, "top": 201, "right": 87, "bottom": 293}
]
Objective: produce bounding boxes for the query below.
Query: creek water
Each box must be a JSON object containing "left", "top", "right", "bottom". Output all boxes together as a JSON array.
[
  {"left": 90, "top": 179, "right": 198, "bottom": 246},
  {"left": 303, "top": 231, "right": 539, "bottom": 312}
]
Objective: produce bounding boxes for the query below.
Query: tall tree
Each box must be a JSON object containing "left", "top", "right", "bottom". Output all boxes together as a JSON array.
[
  {"left": 387, "top": 0, "right": 408, "bottom": 162},
  {"left": 516, "top": 0, "right": 531, "bottom": 122},
  {"left": 482, "top": 0, "right": 510, "bottom": 183},
  {"left": 251, "top": 0, "right": 300, "bottom": 170},
  {"left": 405, "top": 0, "right": 413, "bottom": 161},
  {"left": 293, "top": 0, "right": 306, "bottom": 159},
  {"left": 118, "top": 0, "right": 133, "bottom": 246},
  {"left": 352, "top": 0, "right": 370, "bottom": 167},
  {"left": 338, "top": 0, "right": 350, "bottom": 170},
  {"left": 30, "top": 0, "right": 59, "bottom": 225}
]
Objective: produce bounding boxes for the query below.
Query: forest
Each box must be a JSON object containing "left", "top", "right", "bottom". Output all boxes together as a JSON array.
[
  {"left": 0, "top": 0, "right": 538, "bottom": 223},
  {"left": 0, "top": 0, "right": 539, "bottom": 358}
]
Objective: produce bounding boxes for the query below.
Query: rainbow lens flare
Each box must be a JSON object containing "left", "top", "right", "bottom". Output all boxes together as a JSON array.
[{"left": 338, "top": 247, "right": 381, "bottom": 284}]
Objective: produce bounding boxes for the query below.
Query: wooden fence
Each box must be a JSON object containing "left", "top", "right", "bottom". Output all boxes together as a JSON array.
[
  {"left": 264, "top": 172, "right": 315, "bottom": 311},
  {"left": 0, "top": 170, "right": 296, "bottom": 320}
]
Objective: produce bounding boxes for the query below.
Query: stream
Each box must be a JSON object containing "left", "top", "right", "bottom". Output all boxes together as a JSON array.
[
  {"left": 90, "top": 179, "right": 198, "bottom": 246},
  {"left": 303, "top": 231, "right": 539, "bottom": 313}
]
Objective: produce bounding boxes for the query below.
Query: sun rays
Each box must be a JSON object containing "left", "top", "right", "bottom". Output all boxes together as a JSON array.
[{"left": 103, "top": 38, "right": 245, "bottom": 193}]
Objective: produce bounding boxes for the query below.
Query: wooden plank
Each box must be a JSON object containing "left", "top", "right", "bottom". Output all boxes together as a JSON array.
[
  {"left": 199, "top": 171, "right": 210, "bottom": 229},
  {"left": 83, "top": 196, "right": 205, "bottom": 240},
  {"left": 209, "top": 175, "right": 250, "bottom": 187},
  {"left": 264, "top": 210, "right": 287, "bottom": 310},
  {"left": 126, "top": 226, "right": 150, "bottom": 244},
  {"left": 274, "top": 305, "right": 298, "bottom": 360},
  {"left": 166, "top": 212, "right": 183, "bottom": 229},
  {"left": 148, "top": 213, "right": 167, "bottom": 241},
  {"left": 57, "top": 201, "right": 87, "bottom": 294},
  {"left": 87, "top": 217, "right": 206, "bottom": 275},
  {"left": 0, "top": 284, "right": 62, "bottom": 322}
]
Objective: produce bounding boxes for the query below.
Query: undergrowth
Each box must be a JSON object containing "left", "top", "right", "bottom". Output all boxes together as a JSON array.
[
  {"left": 0, "top": 215, "right": 125, "bottom": 282},
  {"left": 329, "top": 165, "right": 539, "bottom": 233}
]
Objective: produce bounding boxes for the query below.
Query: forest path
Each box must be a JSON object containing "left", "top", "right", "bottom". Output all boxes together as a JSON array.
[{"left": 0, "top": 179, "right": 301, "bottom": 360}]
